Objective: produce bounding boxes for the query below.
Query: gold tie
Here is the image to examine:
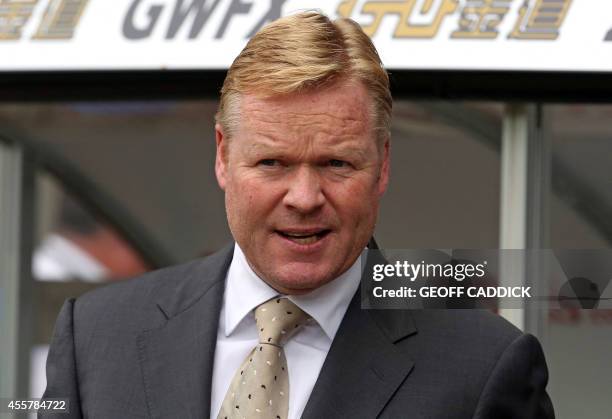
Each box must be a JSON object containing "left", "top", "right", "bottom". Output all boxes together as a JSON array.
[{"left": 217, "top": 298, "right": 310, "bottom": 419}]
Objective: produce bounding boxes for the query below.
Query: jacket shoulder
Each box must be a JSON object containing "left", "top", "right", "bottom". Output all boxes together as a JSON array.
[
  {"left": 76, "top": 258, "right": 206, "bottom": 311},
  {"left": 72, "top": 244, "right": 233, "bottom": 332},
  {"left": 407, "top": 309, "right": 525, "bottom": 383},
  {"left": 412, "top": 308, "right": 522, "bottom": 345}
]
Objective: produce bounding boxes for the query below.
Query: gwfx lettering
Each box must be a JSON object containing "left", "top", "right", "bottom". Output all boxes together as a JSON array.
[{"left": 122, "top": 0, "right": 287, "bottom": 40}]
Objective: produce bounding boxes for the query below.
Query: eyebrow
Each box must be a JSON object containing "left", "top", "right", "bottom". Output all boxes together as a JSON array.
[
  {"left": 242, "top": 138, "right": 285, "bottom": 157},
  {"left": 244, "top": 138, "right": 371, "bottom": 163}
]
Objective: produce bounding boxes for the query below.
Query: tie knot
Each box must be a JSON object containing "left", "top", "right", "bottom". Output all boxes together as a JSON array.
[{"left": 254, "top": 298, "right": 309, "bottom": 346}]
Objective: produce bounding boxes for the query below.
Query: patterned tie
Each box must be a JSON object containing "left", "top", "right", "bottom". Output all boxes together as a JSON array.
[{"left": 217, "top": 297, "right": 310, "bottom": 419}]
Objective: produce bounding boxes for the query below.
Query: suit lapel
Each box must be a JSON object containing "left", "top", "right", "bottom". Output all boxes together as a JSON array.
[
  {"left": 135, "top": 242, "right": 416, "bottom": 418},
  {"left": 137, "top": 245, "right": 233, "bottom": 419},
  {"left": 302, "top": 248, "right": 418, "bottom": 419}
]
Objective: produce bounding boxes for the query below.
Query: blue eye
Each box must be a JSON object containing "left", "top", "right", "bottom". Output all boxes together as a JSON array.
[
  {"left": 329, "top": 159, "right": 347, "bottom": 168},
  {"left": 259, "top": 159, "right": 278, "bottom": 166}
]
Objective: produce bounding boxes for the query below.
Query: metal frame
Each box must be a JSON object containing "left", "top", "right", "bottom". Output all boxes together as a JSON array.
[
  {"left": 498, "top": 104, "right": 551, "bottom": 333},
  {"left": 0, "top": 132, "right": 174, "bottom": 269},
  {"left": 418, "top": 103, "right": 612, "bottom": 246},
  {"left": 0, "top": 126, "right": 176, "bottom": 402},
  {"left": 0, "top": 140, "right": 36, "bottom": 404},
  {"left": 2, "top": 70, "right": 612, "bottom": 102}
]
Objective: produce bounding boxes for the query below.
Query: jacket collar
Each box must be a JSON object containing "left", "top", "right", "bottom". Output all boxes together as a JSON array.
[
  {"left": 155, "top": 243, "right": 233, "bottom": 320},
  {"left": 138, "top": 244, "right": 233, "bottom": 419}
]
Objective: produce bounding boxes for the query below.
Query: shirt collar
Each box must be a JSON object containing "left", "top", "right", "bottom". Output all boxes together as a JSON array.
[{"left": 224, "top": 244, "right": 362, "bottom": 340}]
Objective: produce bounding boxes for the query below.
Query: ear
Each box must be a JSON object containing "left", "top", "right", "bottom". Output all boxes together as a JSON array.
[
  {"left": 377, "top": 139, "right": 390, "bottom": 197},
  {"left": 215, "top": 123, "right": 228, "bottom": 190}
]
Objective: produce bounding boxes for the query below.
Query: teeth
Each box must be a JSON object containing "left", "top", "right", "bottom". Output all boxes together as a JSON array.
[
  {"left": 285, "top": 232, "right": 316, "bottom": 238},
  {"left": 278, "top": 230, "right": 329, "bottom": 245},
  {"left": 287, "top": 235, "right": 319, "bottom": 245}
]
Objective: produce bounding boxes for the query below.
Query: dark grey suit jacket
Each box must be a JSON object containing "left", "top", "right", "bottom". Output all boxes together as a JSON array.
[{"left": 41, "top": 244, "right": 554, "bottom": 418}]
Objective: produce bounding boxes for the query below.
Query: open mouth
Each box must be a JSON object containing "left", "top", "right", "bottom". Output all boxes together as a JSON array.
[{"left": 276, "top": 229, "right": 331, "bottom": 245}]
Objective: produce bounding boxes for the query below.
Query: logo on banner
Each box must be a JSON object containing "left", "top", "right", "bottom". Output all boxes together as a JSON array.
[
  {"left": 0, "top": 0, "right": 88, "bottom": 40},
  {"left": 336, "top": 0, "right": 573, "bottom": 40}
]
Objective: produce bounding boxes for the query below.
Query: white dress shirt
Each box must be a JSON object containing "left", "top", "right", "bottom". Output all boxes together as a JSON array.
[{"left": 210, "top": 244, "right": 362, "bottom": 419}]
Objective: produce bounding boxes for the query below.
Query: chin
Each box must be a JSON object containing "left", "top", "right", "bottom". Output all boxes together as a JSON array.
[{"left": 269, "top": 265, "right": 336, "bottom": 294}]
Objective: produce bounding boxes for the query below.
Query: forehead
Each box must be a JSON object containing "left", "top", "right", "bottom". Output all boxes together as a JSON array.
[{"left": 238, "top": 81, "right": 374, "bottom": 141}]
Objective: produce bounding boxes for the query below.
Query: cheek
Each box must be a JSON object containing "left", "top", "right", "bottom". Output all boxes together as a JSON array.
[
  {"left": 225, "top": 177, "right": 253, "bottom": 234},
  {"left": 225, "top": 174, "right": 275, "bottom": 229},
  {"left": 330, "top": 178, "right": 380, "bottom": 222}
]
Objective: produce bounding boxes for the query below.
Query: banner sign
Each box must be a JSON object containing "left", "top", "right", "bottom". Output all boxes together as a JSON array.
[{"left": 1, "top": 0, "right": 611, "bottom": 72}]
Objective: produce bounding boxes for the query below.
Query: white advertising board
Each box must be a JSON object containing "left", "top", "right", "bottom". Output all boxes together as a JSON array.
[{"left": 1, "top": 0, "right": 611, "bottom": 72}]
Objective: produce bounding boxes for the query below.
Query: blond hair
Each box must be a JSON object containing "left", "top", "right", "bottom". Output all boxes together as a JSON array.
[{"left": 215, "top": 11, "right": 391, "bottom": 145}]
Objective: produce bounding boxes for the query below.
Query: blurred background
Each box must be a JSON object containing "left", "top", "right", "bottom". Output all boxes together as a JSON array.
[{"left": 1, "top": 1, "right": 612, "bottom": 418}]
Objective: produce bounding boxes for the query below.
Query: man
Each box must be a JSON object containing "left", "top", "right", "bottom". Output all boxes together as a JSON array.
[{"left": 42, "top": 11, "right": 554, "bottom": 419}]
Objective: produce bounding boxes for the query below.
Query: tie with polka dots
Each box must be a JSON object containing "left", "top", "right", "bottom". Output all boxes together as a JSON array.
[{"left": 217, "top": 297, "right": 310, "bottom": 419}]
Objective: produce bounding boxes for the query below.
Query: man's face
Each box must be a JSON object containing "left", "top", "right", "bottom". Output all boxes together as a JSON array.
[{"left": 215, "top": 80, "right": 389, "bottom": 294}]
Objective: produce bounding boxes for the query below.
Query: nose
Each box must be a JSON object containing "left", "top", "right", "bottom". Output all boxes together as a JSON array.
[{"left": 282, "top": 165, "right": 325, "bottom": 214}]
